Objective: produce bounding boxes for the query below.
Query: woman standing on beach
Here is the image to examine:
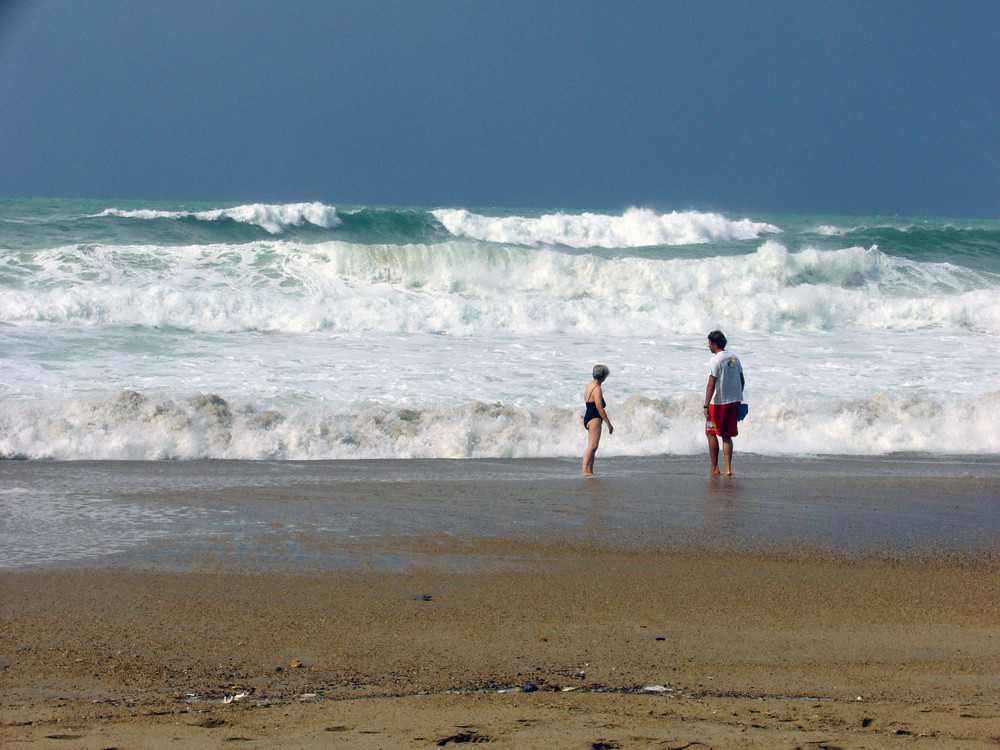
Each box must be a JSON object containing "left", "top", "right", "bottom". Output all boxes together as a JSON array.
[{"left": 582, "top": 364, "right": 614, "bottom": 476}]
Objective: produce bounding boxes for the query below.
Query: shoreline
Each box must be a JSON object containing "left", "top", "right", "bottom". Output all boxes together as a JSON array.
[{"left": 4, "top": 454, "right": 1000, "bottom": 573}]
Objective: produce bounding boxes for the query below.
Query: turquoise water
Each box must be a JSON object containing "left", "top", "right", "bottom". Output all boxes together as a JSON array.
[{"left": 3, "top": 199, "right": 998, "bottom": 268}]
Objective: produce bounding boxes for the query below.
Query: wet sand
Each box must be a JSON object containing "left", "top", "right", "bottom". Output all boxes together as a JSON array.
[
  {"left": 2, "top": 457, "right": 1000, "bottom": 747},
  {"left": 4, "top": 455, "right": 1000, "bottom": 569}
]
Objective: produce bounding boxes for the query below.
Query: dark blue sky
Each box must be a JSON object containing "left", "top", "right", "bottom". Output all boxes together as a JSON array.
[{"left": 1, "top": 0, "right": 997, "bottom": 217}]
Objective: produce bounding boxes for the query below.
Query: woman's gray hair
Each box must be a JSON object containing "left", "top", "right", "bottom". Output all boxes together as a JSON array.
[{"left": 592, "top": 364, "right": 610, "bottom": 381}]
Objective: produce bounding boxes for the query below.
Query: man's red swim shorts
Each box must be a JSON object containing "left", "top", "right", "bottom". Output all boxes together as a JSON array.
[{"left": 706, "top": 402, "right": 740, "bottom": 438}]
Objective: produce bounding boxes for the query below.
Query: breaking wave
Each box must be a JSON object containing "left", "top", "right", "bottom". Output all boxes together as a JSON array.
[
  {"left": 2, "top": 239, "right": 998, "bottom": 335},
  {"left": 4, "top": 389, "right": 998, "bottom": 460},
  {"left": 432, "top": 207, "right": 781, "bottom": 247},
  {"left": 99, "top": 202, "right": 342, "bottom": 234}
]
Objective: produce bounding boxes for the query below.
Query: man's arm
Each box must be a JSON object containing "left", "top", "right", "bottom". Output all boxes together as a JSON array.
[{"left": 705, "top": 375, "right": 717, "bottom": 408}]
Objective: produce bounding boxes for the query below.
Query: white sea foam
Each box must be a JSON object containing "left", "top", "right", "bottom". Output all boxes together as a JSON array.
[
  {"left": 3, "top": 239, "right": 998, "bottom": 335},
  {"left": 99, "top": 202, "right": 341, "bottom": 233},
  {"left": 3, "top": 388, "right": 999, "bottom": 461},
  {"left": 432, "top": 207, "right": 781, "bottom": 247}
]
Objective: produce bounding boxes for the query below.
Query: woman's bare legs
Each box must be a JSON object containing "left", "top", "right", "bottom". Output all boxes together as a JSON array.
[{"left": 582, "top": 418, "right": 602, "bottom": 476}]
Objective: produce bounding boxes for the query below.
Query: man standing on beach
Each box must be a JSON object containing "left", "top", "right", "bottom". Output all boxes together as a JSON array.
[{"left": 704, "top": 330, "right": 744, "bottom": 476}]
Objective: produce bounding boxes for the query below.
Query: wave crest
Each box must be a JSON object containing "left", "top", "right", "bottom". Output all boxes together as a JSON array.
[
  {"left": 432, "top": 207, "right": 781, "bottom": 247},
  {"left": 99, "top": 202, "right": 341, "bottom": 234}
]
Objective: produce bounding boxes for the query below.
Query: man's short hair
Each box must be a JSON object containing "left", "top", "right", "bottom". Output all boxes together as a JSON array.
[{"left": 707, "top": 330, "right": 727, "bottom": 349}]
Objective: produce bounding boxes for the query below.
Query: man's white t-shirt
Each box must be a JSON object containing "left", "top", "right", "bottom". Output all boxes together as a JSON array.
[{"left": 709, "top": 350, "right": 743, "bottom": 405}]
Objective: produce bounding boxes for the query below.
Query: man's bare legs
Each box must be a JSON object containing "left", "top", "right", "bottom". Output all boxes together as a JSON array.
[
  {"left": 707, "top": 434, "right": 720, "bottom": 475},
  {"left": 721, "top": 436, "right": 734, "bottom": 475},
  {"left": 707, "top": 434, "right": 734, "bottom": 476},
  {"left": 582, "top": 419, "right": 602, "bottom": 476}
]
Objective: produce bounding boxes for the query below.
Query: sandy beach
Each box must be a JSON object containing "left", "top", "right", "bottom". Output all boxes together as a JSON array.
[{"left": 3, "top": 457, "right": 1000, "bottom": 748}]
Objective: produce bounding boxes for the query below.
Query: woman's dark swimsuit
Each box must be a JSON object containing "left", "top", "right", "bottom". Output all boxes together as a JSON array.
[{"left": 583, "top": 396, "right": 606, "bottom": 426}]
